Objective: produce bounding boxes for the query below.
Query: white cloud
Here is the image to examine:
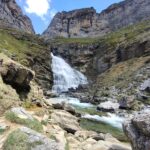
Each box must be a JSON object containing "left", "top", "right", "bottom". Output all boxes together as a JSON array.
[
  {"left": 24, "top": 0, "right": 51, "bottom": 19},
  {"left": 49, "top": 9, "right": 57, "bottom": 18}
]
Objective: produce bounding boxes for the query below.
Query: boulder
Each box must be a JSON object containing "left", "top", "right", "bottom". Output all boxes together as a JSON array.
[
  {"left": 52, "top": 103, "right": 64, "bottom": 110},
  {"left": 123, "top": 111, "right": 150, "bottom": 150},
  {"left": 1, "top": 61, "right": 34, "bottom": 92},
  {"left": 119, "top": 96, "right": 135, "bottom": 109},
  {"left": 50, "top": 110, "right": 81, "bottom": 134},
  {"left": 97, "top": 101, "right": 119, "bottom": 112},
  {"left": 62, "top": 102, "right": 76, "bottom": 115},
  {"left": 3, "top": 127, "right": 62, "bottom": 150}
]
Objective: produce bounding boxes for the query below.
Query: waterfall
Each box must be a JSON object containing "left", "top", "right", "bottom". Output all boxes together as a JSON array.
[{"left": 51, "top": 53, "right": 88, "bottom": 93}]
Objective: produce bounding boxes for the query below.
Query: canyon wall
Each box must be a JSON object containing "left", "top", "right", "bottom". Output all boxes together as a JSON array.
[{"left": 43, "top": 0, "right": 150, "bottom": 38}]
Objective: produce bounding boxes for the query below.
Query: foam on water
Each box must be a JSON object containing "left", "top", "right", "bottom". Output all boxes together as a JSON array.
[
  {"left": 49, "top": 96, "right": 93, "bottom": 108},
  {"left": 51, "top": 53, "right": 88, "bottom": 93},
  {"left": 82, "top": 113, "right": 124, "bottom": 129}
]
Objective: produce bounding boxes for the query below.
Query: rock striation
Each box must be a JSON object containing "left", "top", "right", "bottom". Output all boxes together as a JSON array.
[
  {"left": 0, "top": 0, "right": 34, "bottom": 33},
  {"left": 123, "top": 111, "right": 150, "bottom": 150},
  {"left": 43, "top": 0, "right": 150, "bottom": 38}
]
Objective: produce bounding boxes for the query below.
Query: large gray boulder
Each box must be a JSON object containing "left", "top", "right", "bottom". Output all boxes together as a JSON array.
[
  {"left": 97, "top": 101, "right": 119, "bottom": 112},
  {"left": 123, "top": 111, "right": 150, "bottom": 150},
  {"left": 50, "top": 110, "right": 81, "bottom": 134}
]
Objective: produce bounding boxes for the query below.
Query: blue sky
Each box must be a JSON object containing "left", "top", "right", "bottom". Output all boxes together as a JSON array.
[{"left": 16, "top": 0, "right": 123, "bottom": 34}]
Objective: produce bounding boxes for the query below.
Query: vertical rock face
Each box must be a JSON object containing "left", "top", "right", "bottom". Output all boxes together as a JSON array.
[
  {"left": 43, "top": 0, "right": 150, "bottom": 38},
  {"left": 99, "top": 0, "right": 150, "bottom": 31},
  {"left": 43, "top": 7, "right": 110, "bottom": 38},
  {"left": 0, "top": 0, "right": 34, "bottom": 33}
]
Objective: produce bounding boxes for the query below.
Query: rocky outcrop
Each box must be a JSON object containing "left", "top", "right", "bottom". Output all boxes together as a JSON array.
[
  {"left": 123, "top": 111, "right": 150, "bottom": 150},
  {"left": 0, "top": 0, "right": 34, "bottom": 33},
  {"left": 43, "top": 0, "right": 150, "bottom": 38},
  {"left": 0, "top": 54, "right": 34, "bottom": 93},
  {"left": 43, "top": 7, "right": 110, "bottom": 38}
]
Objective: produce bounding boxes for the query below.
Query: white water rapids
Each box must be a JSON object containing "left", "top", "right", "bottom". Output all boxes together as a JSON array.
[{"left": 51, "top": 53, "right": 88, "bottom": 93}]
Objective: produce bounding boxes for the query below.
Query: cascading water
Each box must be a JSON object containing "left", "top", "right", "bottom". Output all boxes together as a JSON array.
[
  {"left": 51, "top": 53, "right": 88, "bottom": 93},
  {"left": 50, "top": 53, "right": 124, "bottom": 132}
]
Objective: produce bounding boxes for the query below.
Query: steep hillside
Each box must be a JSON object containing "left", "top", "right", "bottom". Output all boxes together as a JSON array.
[
  {"left": 0, "top": 28, "right": 52, "bottom": 90},
  {"left": 43, "top": 0, "right": 150, "bottom": 38},
  {"left": 0, "top": 0, "right": 34, "bottom": 33}
]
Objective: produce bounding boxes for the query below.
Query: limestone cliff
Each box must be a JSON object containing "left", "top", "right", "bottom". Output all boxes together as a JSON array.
[
  {"left": 0, "top": 0, "right": 34, "bottom": 33},
  {"left": 43, "top": 0, "right": 150, "bottom": 38}
]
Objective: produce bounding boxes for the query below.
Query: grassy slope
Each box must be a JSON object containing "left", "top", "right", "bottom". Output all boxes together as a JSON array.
[
  {"left": 0, "top": 28, "right": 47, "bottom": 67},
  {"left": 0, "top": 28, "right": 52, "bottom": 89}
]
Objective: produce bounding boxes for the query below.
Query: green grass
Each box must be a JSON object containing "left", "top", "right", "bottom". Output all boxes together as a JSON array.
[
  {"left": 80, "top": 118, "right": 128, "bottom": 142},
  {"left": 3, "top": 130, "right": 28, "bottom": 150},
  {"left": 3, "top": 129, "right": 43, "bottom": 150},
  {"left": 65, "top": 140, "right": 70, "bottom": 150},
  {"left": 72, "top": 105, "right": 105, "bottom": 116},
  {"left": 52, "top": 36, "right": 98, "bottom": 45},
  {"left": 0, "top": 28, "right": 46, "bottom": 66},
  {"left": 0, "top": 128, "right": 5, "bottom": 134},
  {"left": 49, "top": 135, "right": 57, "bottom": 141},
  {"left": 5, "top": 111, "right": 43, "bottom": 133},
  {"left": 0, "top": 76, "right": 19, "bottom": 115}
]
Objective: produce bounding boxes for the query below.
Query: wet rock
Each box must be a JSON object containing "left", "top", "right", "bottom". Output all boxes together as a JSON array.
[
  {"left": 97, "top": 101, "right": 119, "bottom": 112},
  {"left": 123, "top": 111, "right": 150, "bottom": 150}
]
